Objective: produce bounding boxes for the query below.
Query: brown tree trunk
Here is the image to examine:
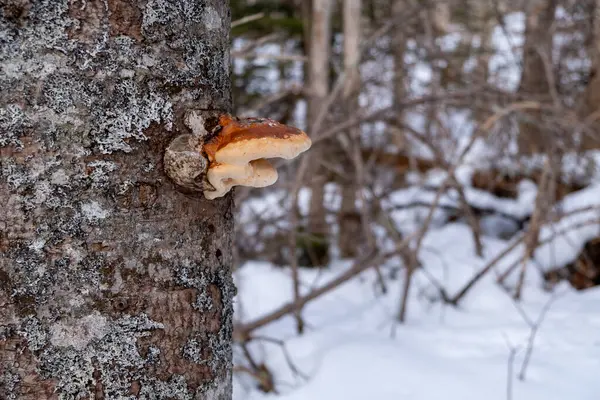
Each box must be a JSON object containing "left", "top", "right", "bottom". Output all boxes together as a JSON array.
[
  {"left": 391, "top": 0, "right": 408, "bottom": 151},
  {"left": 338, "top": 0, "right": 362, "bottom": 258},
  {"left": 306, "top": 0, "right": 332, "bottom": 265},
  {"left": 0, "top": 1, "right": 234, "bottom": 399},
  {"left": 517, "top": 0, "right": 558, "bottom": 154},
  {"left": 469, "top": 0, "right": 495, "bottom": 122},
  {"left": 581, "top": 0, "right": 600, "bottom": 150},
  {"left": 471, "top": 0, "right": 495, "bottom": 85}
]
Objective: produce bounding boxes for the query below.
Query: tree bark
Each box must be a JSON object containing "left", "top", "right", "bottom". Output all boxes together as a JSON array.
[
  {"left": 469, "top": 0, "right": 495, "bottom": 122},
  {"left": 391, "top": 0, "right": 408, "bottom": 151},
  {"left": 0, "top": 1, "right": 234, "bottom": 399},
  {"left": 471, "top": 0, "right": 495, "bottom": 85},
  {"left": 517, "top": 0, "right": 558, "bottom": 154},
  {"left": 338, "top": 0, "right": 362, "bottom": 258},
  {"left": 306, "top": 0, "right": 332, "bottom": 244},
  {"left": 581, "top": 0, "right": 600, "bottom": 150}
]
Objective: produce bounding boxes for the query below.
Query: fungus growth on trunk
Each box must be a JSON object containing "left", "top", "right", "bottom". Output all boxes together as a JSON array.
[{"left": 164, "top": 114, "right": 312, "bottom": 199}]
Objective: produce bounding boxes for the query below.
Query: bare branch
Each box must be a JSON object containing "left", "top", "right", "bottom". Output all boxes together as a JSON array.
[{"left": 232, "top": 12, "right": 266, "bottom": 28}]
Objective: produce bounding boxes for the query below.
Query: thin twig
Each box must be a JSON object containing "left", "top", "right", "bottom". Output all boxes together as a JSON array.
[
  {"left": 517, "top": 292, "right": 563, "bottom": 380},
  {"left": 502, "top": 334, "right": 519, "bottom": 400},
  {"left": 247, "top": 335, "right": 310, "bottom": 381},
  {"left": 232, "top": 12, "right": 266, "bottom": 28}
]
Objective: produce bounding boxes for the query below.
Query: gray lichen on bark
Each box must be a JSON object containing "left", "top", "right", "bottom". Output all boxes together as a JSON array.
[{"left": 1, "top": 1, "right": 234, "bottom": 399}]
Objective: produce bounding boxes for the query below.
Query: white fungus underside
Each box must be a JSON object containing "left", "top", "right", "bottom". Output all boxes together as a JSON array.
[{"left": 204, "top": 159, "right": 278, "bottom": 200}]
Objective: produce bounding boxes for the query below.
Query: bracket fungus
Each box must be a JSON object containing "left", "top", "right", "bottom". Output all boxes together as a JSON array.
[{"left": 164, "top": 114, "right": 312, "bottom": 200}]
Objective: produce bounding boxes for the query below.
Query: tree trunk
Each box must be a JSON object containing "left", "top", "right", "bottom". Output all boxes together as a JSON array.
[
  {"left": 581, "top": 0, "right": 600, "bottom": 150},
  {"left": 391, "top": 0, "right": 408, "bottom": 151},
  {"left": 0, "top": 1, "right": 234, "bottom": 399},
  {"left": 471, "top": 0, "right": 495, "bottom": 85},
  {"left": 469, "top": 0, "right": 495, "bottom": 122},
  {"left": 338, "top": 0, "right": 362, "bottom": 258},
  {"left": 306, "top": 0, "right": 332, "bottom": 265},
  {"left": 517, "top": 0, "right": 558, "bottom": 154}
]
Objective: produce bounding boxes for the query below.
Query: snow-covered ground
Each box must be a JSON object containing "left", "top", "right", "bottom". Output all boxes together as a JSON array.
[{"left": 232, "top": 182, "right": 600, "bottom": 400}]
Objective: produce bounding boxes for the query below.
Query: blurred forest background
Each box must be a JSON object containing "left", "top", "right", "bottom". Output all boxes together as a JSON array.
[{"left": 229, "top": 0, "right": 600, "bottom": 398}]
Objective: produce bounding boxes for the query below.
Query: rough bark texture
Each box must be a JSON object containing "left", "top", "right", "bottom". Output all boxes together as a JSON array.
[{"left": 0, "top": 1, "right": 234, "bottom": 399}]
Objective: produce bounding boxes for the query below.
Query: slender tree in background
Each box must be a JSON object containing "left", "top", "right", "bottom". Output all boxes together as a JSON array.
[
  {"left": 306, "top": 0, "right": 332, "bottom": 265},
  {"left": 0, "top": 1, "right": 234, "bottom": 399},
  {"left": 391, "top": 0, "right": 408, "bottom": 151},
  {"left": 468, "top": 0, "right": 496, "bottom": 125},
  {"left": 581, "top": 0, "right": 600, "bottom": 150},
  {"left": 470, "top": 0, "right": 495, "bottom": 86},
  {"left": 338, "top": 0, "right": 363, "bottom": 258},
  {"left": 518, "top": 0, "right": 558, "bottom": 154}
]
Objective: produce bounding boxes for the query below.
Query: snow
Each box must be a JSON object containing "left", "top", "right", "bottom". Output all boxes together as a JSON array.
[
  {"left": 232, "top": 182, "right": 600, "bottom": 400},
  {"left": 488, "top": 12, "right": 525, "bottom": 92},
  {"left": 233, "top": 242, "right": 600, "bottom": 400},
  {"left": 535, "top": 184, "right": 600, "bottom": 268}
]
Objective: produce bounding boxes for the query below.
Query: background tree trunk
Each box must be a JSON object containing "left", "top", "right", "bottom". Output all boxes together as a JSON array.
[
  {"left": 338, "top": 0, "right": 362, "bottom": 258},
  {"left": 306, "top": 0, "right": 332, "bottom": 265},
  {"left": 517, "top": 0, "right": 558, "bottom": 154},
  {"left": 0, "top": 1, "right": 234, "bottom": 399},
  {"left": 581, "top": 0, "right": 600, "bottom": 150},
  {"left": 466, "top": 0, "right": 495, "bottom": 85},
  {"left": 391, "top": 0, "right": 408, "bottom": 151},
  {"left": 469, "top": 0, "right": 495, "bottom": 122}
]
